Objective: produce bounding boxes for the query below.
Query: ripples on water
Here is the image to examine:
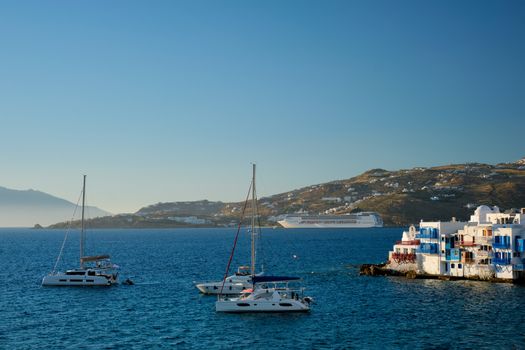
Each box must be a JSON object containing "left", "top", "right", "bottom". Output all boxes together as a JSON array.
[{"left": 1, "top": 228, "right": 524, "bottom": 349}]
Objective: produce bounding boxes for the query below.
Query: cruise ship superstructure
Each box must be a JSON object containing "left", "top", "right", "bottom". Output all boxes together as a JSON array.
[
  {"left": 278, "top": 212, "right": 383, "bottom": 228},
  {"left": 387, "top": 205, "right": 525, "bottom": 281}
]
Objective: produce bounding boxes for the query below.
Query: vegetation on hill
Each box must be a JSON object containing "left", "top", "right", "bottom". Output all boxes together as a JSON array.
[{"left": 49, "top": 159, "right": 525, "bottom": 228}]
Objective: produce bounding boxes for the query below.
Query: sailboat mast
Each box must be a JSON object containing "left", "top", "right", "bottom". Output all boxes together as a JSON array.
[
  {"left": 80, "top": 175, "right": 86, "bottom": 268},
  {"left": 251, "top": 164, "right": 256, "bottom": 276}
]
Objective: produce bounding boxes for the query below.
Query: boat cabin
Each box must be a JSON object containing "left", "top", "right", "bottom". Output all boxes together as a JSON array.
[{"left": 235, "top": 266, "right": 251, "bottom": 276}]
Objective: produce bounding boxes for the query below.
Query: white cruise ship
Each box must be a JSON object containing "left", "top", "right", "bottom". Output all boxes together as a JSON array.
[{"left": 278, "top": 212, "right": 383, "bottom": 228}]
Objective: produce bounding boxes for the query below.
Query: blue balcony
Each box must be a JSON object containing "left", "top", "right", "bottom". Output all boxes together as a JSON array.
[
  {"left": 492, "top": 242, "right": 510, "bottom": 249},
  {"left": 416, "top": 227, "right": 439, "bottom": 239},
  {"left": 417, "top": 243, "right": 439, "bottom": 254},
  {"left": 514, "top": 264, "right": 525, "bottom": 271},
  {"left": 447, "top": 248, "right": 460, "bottom": 261},
  {"left": 516, "top": 238, "right": 525, "bottom": 252},
  {"left": 493, "top": 236, "right": 510, "bottom": 249},
  {"left": 493, "top": 258, "right": 511, "bottom": 265}
]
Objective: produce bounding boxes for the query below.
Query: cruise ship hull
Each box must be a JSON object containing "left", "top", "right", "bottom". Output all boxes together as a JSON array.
[
  {"left": 277, "top": 212, "right": 383, "bottom": 229},
  {"left": 277, "top": 221, "right": 382, "bottom": 228}
]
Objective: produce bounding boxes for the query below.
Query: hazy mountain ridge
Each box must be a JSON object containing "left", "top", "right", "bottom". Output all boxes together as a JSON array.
[
  {"left": 0, "top": 187, "right": 74, "bottom": 206},
  {"left": 0, "top": 187, "right": 111, "bottom": 227},
  {"left": 49, "top": 158, "right": 525, "bottom": 228}
]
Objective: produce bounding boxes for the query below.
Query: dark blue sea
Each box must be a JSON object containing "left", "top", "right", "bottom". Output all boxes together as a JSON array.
[{"left": 1, "top": 227, "right": 524, "bottom": 349}]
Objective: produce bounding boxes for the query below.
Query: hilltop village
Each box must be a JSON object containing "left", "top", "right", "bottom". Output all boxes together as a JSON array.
[{"left": 50, "top": 159, "right": 525, "bottom": 228}]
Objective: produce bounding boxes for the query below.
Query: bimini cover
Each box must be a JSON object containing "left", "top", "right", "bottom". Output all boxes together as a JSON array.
[
  {"left": 81, "top": 254, "right": 110, "bottom": 263},
  {"left": 252, "top": 276, "right": 300, "bottom": 283}
]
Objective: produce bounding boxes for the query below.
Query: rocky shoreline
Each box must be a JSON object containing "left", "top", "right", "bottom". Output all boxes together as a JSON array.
[{"left": 359, "top": 263, "right": 523, "bottom": 284}]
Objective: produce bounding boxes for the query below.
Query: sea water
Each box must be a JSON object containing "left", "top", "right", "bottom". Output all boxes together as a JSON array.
[{"left": 1, "top": 227, "right": 524, "bottom": 349}]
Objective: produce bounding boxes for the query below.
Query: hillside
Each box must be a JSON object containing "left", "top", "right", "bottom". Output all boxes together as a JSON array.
[
  {"left": 49, "top": 158, "right": 525, "bottom": 228},
  {"left": 0, "top": 187, "right": 111, "bottom": 227}
]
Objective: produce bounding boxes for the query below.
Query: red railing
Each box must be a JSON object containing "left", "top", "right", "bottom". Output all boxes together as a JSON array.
[
  {"left": 395, "top": 240, "right": 420, "bottom": 246},
  {"left": 457, "top": 241, "right": 478, "bottom": 247},
  {"left": 391, "top": 252, "right": 416, "bottom": 263}
]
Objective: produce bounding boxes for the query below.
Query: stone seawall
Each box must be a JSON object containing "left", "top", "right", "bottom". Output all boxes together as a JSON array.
[{"left": 359, "top": 263, "right": 523, "bottom": 284}]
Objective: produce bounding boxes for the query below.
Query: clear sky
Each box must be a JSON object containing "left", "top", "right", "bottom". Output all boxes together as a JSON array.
[{"left": 0, "top": 0, "right": 523, "bottom": 213}]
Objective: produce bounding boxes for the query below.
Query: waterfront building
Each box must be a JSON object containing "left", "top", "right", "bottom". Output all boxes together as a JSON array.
[
  {"left": 387, "top": 206, "right": 525, "bottom": 281},
  {"left": 388, "top": 225, "right": 419, "bottom": 272}
]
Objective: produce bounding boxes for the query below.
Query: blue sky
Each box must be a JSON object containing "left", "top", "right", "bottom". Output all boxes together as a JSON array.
[{"left": 0, "top": 0, "right": 523, "bottom": 213}]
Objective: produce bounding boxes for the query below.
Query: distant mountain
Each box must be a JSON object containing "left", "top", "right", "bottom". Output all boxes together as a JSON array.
[
  {"left": 0, "top": 186, "right": 111, "bottom": 227},
  {"left": 49, "top": 158, "right": 525, "bottom": 228}
]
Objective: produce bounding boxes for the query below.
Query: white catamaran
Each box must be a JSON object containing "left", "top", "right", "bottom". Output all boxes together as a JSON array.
[
  {"left": 215, "top": 275, "right": 313, "bottom": 313},
  {"left": 42, "top": 175, "right": 118, "bottom": 287},
  {"left": 196, "top": 164, "right": 264, "bottom": 295},
  {"left": 195, "top": 265, "right": 260, "bottom": 295},
  {"left": 215, "top": 164, "right": 313, "bottom": 312}
]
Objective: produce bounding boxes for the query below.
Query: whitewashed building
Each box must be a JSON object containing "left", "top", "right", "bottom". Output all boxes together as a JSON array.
[
  {"left": 387, "top": 206, "right": 525, "bottom": 281},
  {"left": 388, "top": 225, "right": 419, "bottom": 272}
]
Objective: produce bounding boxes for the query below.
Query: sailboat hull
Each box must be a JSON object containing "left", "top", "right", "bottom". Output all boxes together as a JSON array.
[
  {"left": 196, "top": 271, "right": 260, "bottom": 295},
  {"left": 215, "top": 299, "right": 310, "bottom": 313},
  {"left": 42, "top": 273, "right": 117, "bottom": 287},
  {"left": 196, "top": 282, "right": 248, "bottom": 295}
]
